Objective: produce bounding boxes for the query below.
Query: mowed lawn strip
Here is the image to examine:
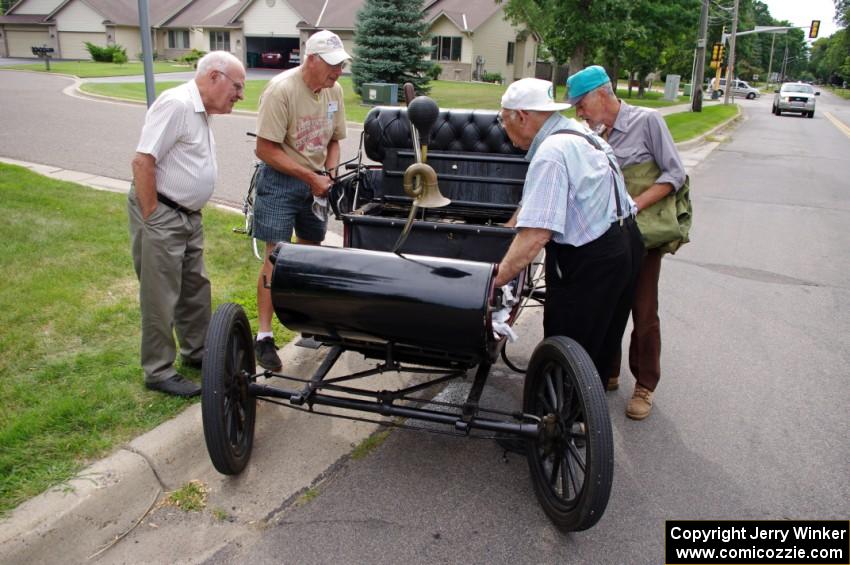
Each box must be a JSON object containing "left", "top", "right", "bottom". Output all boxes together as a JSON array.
[
  {"left": 80, "top": 77, "right": 682, "bottom": 124},
  {"left": 0, "top": 163, "right": 287, "bottom": 516},
  {"left": 665, "top": 103, "right": 739, "bottom": 142},
  {"left": 2, "top": 60, "right": 192, "bottom": 78}
]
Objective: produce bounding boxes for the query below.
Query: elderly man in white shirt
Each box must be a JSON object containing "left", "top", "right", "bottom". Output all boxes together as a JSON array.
[{"left": 129, "top": 51, "right": 245, "bottom": 397}]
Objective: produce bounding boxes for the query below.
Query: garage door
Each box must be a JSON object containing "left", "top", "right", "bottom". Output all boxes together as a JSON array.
[
  {"left": 59, "top": 32, "right": 107, "bottom": 60},
  {"left": 6, "top": 30, "right": 51, "bottom": 58}
]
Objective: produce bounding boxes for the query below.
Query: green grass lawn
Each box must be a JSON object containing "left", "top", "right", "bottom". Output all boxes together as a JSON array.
[
  {"left": 81, "top": 76, "right": 682, "bottom": 123},
  {"left": 3, "top": 60, "right": 192, "bottom": 78},
  {"left": 665, "top": 103, "right": 739, "bottom": 142},
  {"left": 0, "top": 163, "right": 288, "bottom": 517}
]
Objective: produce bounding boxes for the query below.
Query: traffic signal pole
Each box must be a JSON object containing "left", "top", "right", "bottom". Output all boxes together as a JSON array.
[{"left": 723, "top": 0, "right": 740, "bottom": 105}]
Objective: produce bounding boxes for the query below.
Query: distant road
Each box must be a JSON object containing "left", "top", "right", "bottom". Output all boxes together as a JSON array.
[{"left": 0, "top": 70, "right": 365, "bottom": 214}]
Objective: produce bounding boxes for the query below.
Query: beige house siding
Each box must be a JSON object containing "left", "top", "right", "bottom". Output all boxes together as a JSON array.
[
  {"left": 428, "top": 15, "right": 472, "bottom": 81},
  {"left": 113, "top": 26, "right": 143, "bottom": 60},
  {"left": 0, "top": 29, "right": 6, "bottom": 57},
  {"left": 5, "top": 28, "right": 51, "bottom": 57},
  {"left": 53, "top": 0, "right": 104, "bottom": 33},
  {"left": 241, "top": 0, "right": 301, "bottom": 37},
  {"left": 471, "top": 11, "right": 535, "bottom": 82},
  {"left": 207, "top": 28, "right": 244, "bottom": 62},
  {"left": 12, "top": 0, "right": 63, "bottom": 15},
  {"left": 58, "top": 31, "right": 105, "bottom": 59}
]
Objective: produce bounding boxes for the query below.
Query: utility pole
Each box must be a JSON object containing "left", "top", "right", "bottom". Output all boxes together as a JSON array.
[
  {"left": 723, "top": 0, "right": 740, "bottom": 105},
  {"left": 138, "top": 0, "right": 156, "bottom": 107},
  {"left": 692, "top": 0, "right": 710, "bottom": 112},
  {"left": 765, "top": 33, "right": 777, "bottom": 90}
]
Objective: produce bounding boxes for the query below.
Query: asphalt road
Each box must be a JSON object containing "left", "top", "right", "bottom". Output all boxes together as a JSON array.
[
  {"left": 1, "top": 70, "right": 848, "bottom": 563},
  {"left": 203, "top": 92, "right": 850, "bottom": 564}
]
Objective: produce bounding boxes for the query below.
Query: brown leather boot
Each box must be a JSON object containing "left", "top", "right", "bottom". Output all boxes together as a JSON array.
[
  {"left": 626, "top": 384, "right": 654, "bottom": 420},
  {"left": 606, "top": 375, "right": 619, "bottom": 391}
]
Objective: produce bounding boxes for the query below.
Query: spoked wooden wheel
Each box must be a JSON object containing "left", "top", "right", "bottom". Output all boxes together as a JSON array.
[
  {"left": 523, "top": 336, "right": 613, "bottom": 531},
  {"left": 202, "top": 303, "right": 257, "bottom": 475}
]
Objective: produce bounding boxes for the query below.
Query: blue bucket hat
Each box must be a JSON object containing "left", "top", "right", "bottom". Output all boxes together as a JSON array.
[{"left": 566, "top": 65, "right": 611, "bottom": 104}]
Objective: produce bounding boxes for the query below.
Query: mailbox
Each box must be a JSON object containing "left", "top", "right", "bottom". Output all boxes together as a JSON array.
[{"left": 31, "top": 46, "right": 55, "bottom": 57}]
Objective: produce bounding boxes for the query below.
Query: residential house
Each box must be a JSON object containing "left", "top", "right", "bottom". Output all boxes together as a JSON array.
[
  {"left": 424, "top": 0, "right": 537, "bottom": 82},
  {"left": 2, "top": 0, "right": 537, "bottom": 85}
]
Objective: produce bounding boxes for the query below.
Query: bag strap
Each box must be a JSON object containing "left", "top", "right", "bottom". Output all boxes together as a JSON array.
[{"left": 552, "top": 128, "right": 625, "bottom": 222}]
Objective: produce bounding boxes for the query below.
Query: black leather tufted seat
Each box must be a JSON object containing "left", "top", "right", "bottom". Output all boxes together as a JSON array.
[
  {"left": 363, "top": 107, "right": 523, "bottom": 162},
  {"left": 360, "top": 106, "right": 528, "bottom": 206}
]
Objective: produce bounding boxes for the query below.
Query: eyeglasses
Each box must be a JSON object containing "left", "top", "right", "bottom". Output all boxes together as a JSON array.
[
  {"left": 218, "top": 71, "right": 244, "bottom": 93},
  {"left": 496, "top": 110, "right": 514, "bottom": 127},
  {"left": 325, "top": 60, "right": 347, "bottom": 71}
]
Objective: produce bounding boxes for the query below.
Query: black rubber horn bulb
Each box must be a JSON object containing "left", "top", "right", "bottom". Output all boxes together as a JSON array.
[{"left": 407, "top": 96, "right": 439, "bottom": 143}]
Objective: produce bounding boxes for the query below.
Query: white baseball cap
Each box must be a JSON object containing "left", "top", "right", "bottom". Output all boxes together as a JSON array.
[
  {"left": 305, "top": 30, "right": 352, "bottom": 66},
  {"left": 501, "top": 78, "right": 571, "bottom": 111}
]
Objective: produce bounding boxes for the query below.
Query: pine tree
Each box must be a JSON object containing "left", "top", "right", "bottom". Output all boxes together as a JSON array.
[{"left": 352, "top": 0, "right": 434, "bottom": 98}]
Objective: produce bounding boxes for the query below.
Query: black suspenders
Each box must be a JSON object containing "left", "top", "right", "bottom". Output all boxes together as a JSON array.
[{"left": 552, "top": 128, "right": 626, "bottom": 224}]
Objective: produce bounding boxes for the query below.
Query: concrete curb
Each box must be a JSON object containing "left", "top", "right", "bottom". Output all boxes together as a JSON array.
[{"left": 675, "top": 105, "right": 743, "bottom": 152}]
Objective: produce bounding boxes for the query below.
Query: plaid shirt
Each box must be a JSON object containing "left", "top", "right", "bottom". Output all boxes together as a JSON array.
[{"left": 516, "top": 114, "right": 635, "bottom": 246}]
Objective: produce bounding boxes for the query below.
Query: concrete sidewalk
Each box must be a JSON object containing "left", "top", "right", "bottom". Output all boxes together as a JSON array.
[{"left": 0, "top": 111, "right": 737, "bottom": 563}]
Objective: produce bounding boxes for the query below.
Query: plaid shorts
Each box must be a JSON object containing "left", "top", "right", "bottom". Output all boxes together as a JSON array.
[{"left": 252, "top": 163, "right": 327, "bottom": 244}]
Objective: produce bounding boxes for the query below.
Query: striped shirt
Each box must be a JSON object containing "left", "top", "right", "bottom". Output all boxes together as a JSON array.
[
  {"left": 516, "top": 114, "right": 635, "bottom": 246},
  {"left": 136, "top": 80, "right": 217, "bottom": 211}
]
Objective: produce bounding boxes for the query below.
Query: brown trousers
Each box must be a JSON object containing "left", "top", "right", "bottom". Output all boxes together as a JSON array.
[{"left": 610, "top": 247, "right": 663, "bottom": 391}]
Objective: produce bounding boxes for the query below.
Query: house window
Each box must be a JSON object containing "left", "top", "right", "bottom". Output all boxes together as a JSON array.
[
  {"left": 168, "top": 30, "right": 190, "bottom": 49},
  {"left": 506, "top": 42, "right": 515, "bottom": 65},
  {"left": 210, "top": 31, "right": 230, "bottom": 51},
  {"left": 431, "top": 36, "right": 461, "bottom": 61}
]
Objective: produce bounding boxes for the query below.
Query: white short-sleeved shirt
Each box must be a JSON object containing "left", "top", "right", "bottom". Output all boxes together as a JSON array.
[{"left": 136, "top": 80, "right": 216, "bottom": 211}]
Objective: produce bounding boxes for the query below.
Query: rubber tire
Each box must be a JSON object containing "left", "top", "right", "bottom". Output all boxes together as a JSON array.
[
  {"left": 522, "top": 336, "right": 613, "bottom": 531},
  {"left": 808, "top": 110, "right": 815, "bottom": 118},
  {"left": 202, "top": 303, "right": 257, "bottom": 475},
  {"left": 747, "top": 92, "right": 756, "bottom": 99}
]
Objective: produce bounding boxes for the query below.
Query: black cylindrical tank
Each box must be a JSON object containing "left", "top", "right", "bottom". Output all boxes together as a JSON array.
[{"left": 270, "top": 244, "right": 496, "bottom": 364}]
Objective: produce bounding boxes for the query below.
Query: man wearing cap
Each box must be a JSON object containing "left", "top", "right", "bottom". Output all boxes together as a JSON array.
[
  {"left": 567, "top": 65, "right": 688, "bottom": 420},
  {"left": 251, "top": 30, "right": 351, "bottom": 370},
  {"left": 493, "top": 78, "right": 644, "bottom": 390}
]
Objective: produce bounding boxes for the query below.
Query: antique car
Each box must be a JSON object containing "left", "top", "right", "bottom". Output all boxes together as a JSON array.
[{"left": 201, "top": 94, "right": 614, "bottom": 531}]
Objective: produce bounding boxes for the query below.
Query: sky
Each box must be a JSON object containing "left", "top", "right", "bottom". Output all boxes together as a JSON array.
[{"left": 761, "top": 0, "right": 840, "bottom": 40}]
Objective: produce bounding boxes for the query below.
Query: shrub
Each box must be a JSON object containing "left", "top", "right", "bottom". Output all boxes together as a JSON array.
[
  {"left": 135, "top": 51, "right": 159, "bottom": 61},
  {"left": 84, "top": 42, "right": 127, "bottom": 63},
  {"left": 180, "top": 48, "right": 207, "bottom": 68},
  {"left": 84, "top": 42, "right": 110, "bottom": 62},
  {"left": 482, "top": 71, "right": 503, "bottom": 84},
  {"left": 426, "top": 63, "right": 442, "bottom": 81}
]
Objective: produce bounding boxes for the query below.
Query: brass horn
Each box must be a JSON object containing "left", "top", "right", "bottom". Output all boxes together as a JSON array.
[
  {"left": 391, "top": 91, "right": 451, "bottom": 255},
  {"left": 403, "top": 162, "right": 450, "bottom": 208}
]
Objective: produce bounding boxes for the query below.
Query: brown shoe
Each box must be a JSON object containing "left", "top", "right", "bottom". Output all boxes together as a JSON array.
[
  {"left": 626, "top": 385, "right": 653, "bottom": 420},
  {"left": 606, "top": 375, "right": 619, "bottom": 391}
]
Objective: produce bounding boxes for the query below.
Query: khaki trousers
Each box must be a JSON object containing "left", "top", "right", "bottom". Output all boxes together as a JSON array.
[{"left": 128, "top": 188, "right": 210, "bottom": 383}]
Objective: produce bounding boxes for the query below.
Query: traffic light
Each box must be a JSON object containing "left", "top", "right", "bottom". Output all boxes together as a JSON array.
[
  {"left": 809, "top": 20, "right": 820, "bottom": 39},
  {"left": 711, "top": 43, "right": 725, "bottom": 63}
]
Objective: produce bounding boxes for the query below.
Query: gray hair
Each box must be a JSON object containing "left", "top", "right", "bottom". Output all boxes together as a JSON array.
[
  {"left": 196, "top": 51, "right": 243, "bottom": 77},
  {"left": 598, "top": 82, "right": 616, "bottom": 98}
]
